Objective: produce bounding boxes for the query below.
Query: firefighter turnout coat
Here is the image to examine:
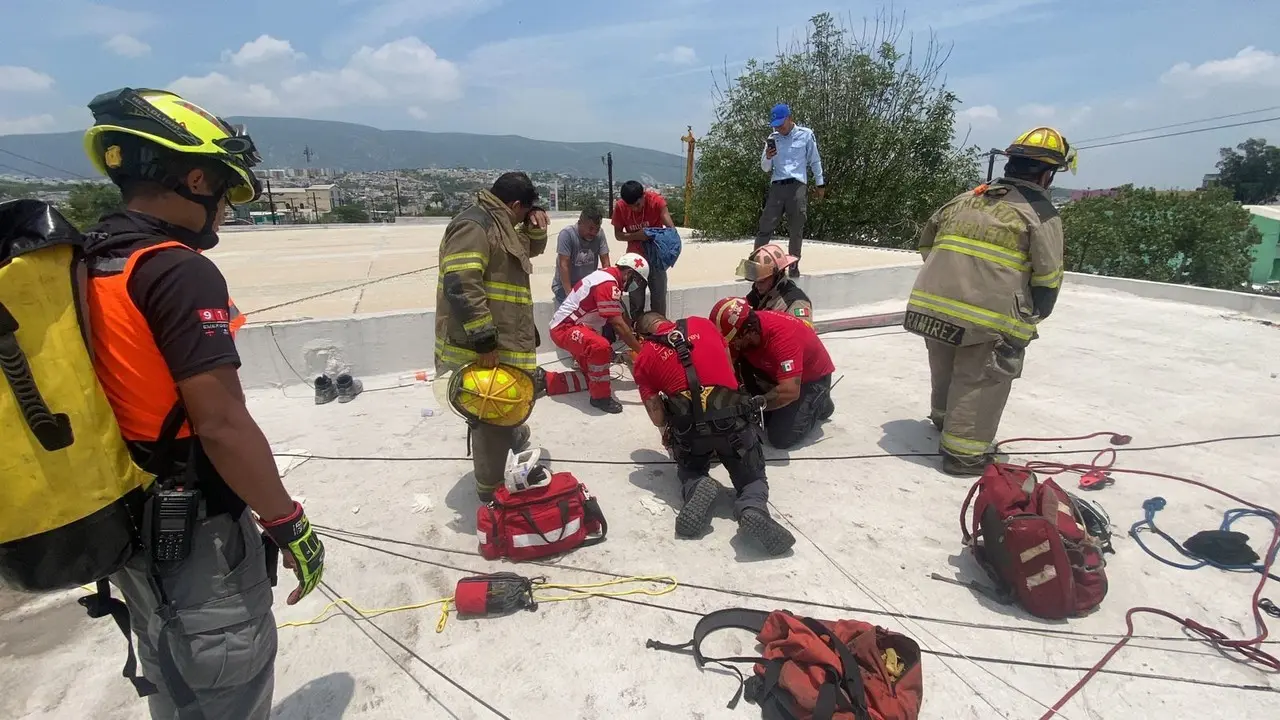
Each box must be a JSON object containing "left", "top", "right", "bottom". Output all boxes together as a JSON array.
[
  {"left": 905, "top": 178, "right": 1063, "bottom": 348},
  {"left": 747, "top": 279, "right": 813, "bottom": 327},
  {"left": 434, "top": 190, "right": 548, "bottom": 375}
]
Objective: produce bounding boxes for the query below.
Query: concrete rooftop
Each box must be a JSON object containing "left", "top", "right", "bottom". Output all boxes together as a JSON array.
[
  {"left": 4, "top": 280, "right": 1280, "bottom": 719},
  {"left": 211, "top": 219, "right": 916, "bottom": 324}
]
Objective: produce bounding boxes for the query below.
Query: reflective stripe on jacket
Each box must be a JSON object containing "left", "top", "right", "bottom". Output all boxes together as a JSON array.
[
  {"left": 434, "top": 191, "right": 547, "bottom": 373},
  {"left": 906, "top": 178, "right": 1063, "bottom": 346},
  {"left": 747, "top": 278, "right": 813, "bottom": 327},
  {"left": 87, "top": 240, "right": 243, "bottom": 441}
]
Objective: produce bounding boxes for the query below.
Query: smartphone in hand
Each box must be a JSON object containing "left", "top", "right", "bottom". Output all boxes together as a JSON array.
[{"left": 766, "top": 137, "right": 777, "bottom": 152}]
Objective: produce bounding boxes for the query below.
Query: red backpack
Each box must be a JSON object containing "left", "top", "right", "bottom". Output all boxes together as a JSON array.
[
  {"left": 959, "top": 464, "right": 1108, "bottom": 619},
  {"left": 477, "top": 471, "right": 606, "bottom": 561},
  {"left": 648, "top": 608, "right": 923, "bottom": 720}
]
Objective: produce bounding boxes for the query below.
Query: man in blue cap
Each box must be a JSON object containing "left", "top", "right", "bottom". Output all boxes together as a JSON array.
[{"left": 757, "top": 103, "right": 824, "bottom": 277}]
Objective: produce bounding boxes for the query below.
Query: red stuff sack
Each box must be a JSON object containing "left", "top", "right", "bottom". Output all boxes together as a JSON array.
[
  {"left": 647, "top": 608, "right": 923, "bottom": 720},
  {"left": 960, "top": 464, "right": 1108, "bottom": 619},
  {"left": 476, "top": 471, "right": 607, "bottom": 561}
]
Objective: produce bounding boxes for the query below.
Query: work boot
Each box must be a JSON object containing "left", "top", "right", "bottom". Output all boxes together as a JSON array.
[
  {"left": 477, "top": 488, "right": 496, "bottom": 504},
  {"left": 510, "top": 425, "right": 531, "bottom": 452},
  {"left": 336, "top": 373, "right": 363, "bottom": 403},
  {"left": 941, "top": 452, "right": 1008, "bottom": 477},
  {"left": 675, "top": 476, "right": 721, "bottom": 538},
  {"left": 314, "top": 375, "right": 337, "bottom": 405},
  {"left": 819, "top": 396, "right": 835, "bottom": 420},
  {"left": 929, "top": 413, "right": 944, "bottom": 431},
  {"left": 591, "top": 396, "right": 624, "bottom": 414},
  {"left": 788, "top": 263, "right": 800, "bottom": 278},
  {"left": 532, "top": 367, "right": 548, "bottom": 399},
  {"left": 738, "top": 508, "right": 796, "bottom": 556}
]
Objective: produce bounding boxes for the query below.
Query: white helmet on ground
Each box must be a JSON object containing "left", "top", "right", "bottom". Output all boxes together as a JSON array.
[
  {"left": 615, "top": 252, "right": 651, "bottom": 284},
  {"left": 504, "top": 447, "right": 551, "bottom": 494}
]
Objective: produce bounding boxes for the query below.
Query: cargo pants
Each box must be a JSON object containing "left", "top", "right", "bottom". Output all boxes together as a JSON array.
[
  {"left": 740, "top": 362, "right": 834, "bottom": 449},
  {"left": 110, "top": 507, "right": 277, "bottom": 720},
  {"left": 926, "top": 338, "right": 1025, "bottom": 468},
  {"left": 672, "top": 421, "right": 769, "bottom": 519},
  {"left": 549, "top": 322, "right": 613, "bottom": 400}
]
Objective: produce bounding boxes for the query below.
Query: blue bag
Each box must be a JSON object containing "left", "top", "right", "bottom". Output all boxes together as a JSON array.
[{"left": 644, "top": 227, "right": 682, "bottom": 271}]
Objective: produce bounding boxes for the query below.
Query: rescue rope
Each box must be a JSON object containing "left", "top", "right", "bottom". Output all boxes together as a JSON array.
[
  {"left": 278, "top": 575, "right": 678, "bottom": 632},
  {"left": 1129, "top": 498, "right": 1280, "bottom": 581},
  {"left": 242, "top": 263, "right": 439, "bottom": 318},
  {"left": 988, "top": 433, "right": 1280, "bottom": 719}
]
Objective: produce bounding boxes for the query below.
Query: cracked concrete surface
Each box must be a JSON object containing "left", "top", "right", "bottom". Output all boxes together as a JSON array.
[{"left": 3, "top": 286, "right": 1280, "bottom": 719}]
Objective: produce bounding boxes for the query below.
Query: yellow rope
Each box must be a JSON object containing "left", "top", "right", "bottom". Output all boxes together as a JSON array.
[{"left": 276, "top": 575, "right": 678, "bottom": 632}]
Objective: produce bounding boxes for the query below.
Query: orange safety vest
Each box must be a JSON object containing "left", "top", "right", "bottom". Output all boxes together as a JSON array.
[{"left": 87, "top": 240, "right": 245, "bottom": 442}]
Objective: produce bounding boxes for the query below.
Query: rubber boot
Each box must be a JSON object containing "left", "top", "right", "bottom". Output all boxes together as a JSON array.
[
  {"left": 738, "top": 508, "right": 796, "bottom": 556},
  {"left": 941, "top": 451, "right": 1008, "bottom": 477},
  {"left": 675, "top": 476, "right": 721, "bottom": 538}
]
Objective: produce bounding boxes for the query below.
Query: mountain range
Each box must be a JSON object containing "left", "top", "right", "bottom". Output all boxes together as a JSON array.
[{"left": 0, "top": 117, "right": 689, "bottom": 185}]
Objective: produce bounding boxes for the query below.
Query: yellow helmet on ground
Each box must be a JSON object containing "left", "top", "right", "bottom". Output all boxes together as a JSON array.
[
  {"left": 83, "top": 88, "right": 263, "bottom": 204},
  {"left": 447, "top": 363, "right": 537, "bottom": 427},
  {"left": 1006, "top": 126, "right": 1078, "bottom": 175}
]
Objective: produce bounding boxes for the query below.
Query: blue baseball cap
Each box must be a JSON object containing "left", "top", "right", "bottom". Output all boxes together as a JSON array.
[{"left": 770, "top": 103, "right": 790, "bottom": 127}]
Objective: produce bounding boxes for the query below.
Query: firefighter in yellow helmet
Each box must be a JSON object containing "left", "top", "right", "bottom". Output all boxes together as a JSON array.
[
  {"left": 903, "top": 126, "right": 1073, "bottom": 476},
  {"left": 738, "top": 243, "right": 814, "bottom": 326}
]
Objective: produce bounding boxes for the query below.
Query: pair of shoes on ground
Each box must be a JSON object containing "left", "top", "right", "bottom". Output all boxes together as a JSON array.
[
  {"left": 314, "top": 373, "right": 363, "bottom": 405},
  {"left": 674, "top": 477, "right": 795, "bottom": 556}
]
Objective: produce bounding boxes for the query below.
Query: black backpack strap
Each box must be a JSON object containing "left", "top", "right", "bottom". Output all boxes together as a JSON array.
[
  {"left": 796, "top": 617, "right": 872, "bottom": 720},
  {"left": 646, "top": 608, "right": 772, "bottom": 709},
  {"left": 0, "top": 301, "right": 74, "bottom": 451},
  {"left": 78, "top": 580, "right": 158, "bottom": 697}
]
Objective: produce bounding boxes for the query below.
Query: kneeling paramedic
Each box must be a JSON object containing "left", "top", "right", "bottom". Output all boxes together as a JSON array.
[
  {"left": 904, "top": 126, "right": 1071, "bottom": 476},
  {"left": 547, "top": 253, "right": 648, "bottom": 414},
  {"left": 710, "top": 298, "right": 835, "bottom": 450},
  {"left": 632, "top": 312, "right": 795, "bottom": 556},
  {"left": 739, "top": 243, "right": 813, "bottom": 326},
  {"left": 434, "top": 172, "right": 549, "bottom": 501},
  {"left": 83, "top": 88, "right": 324, "bottom": 719}
]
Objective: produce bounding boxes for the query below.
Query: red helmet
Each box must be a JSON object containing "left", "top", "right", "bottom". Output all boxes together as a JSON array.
[{"left": 709, "top": 296, "right": 752, "bottom": 342}]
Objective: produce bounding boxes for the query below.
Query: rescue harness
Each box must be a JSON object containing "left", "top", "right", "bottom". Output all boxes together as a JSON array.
[{"left": 645, "top": 320, "right": 761, "bottom": 436}]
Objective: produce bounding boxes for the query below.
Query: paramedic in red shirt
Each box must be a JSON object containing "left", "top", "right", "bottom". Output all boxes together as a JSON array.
[
  {"left": 612, "top": 180, "right": 675, "bottom": 319},
  {"left": 632, "top": 311, "right": 796, "bottom": 556},
  {"left": 710, "top": 297, "right": 836, "bottom": 449},
  {"left": 548, "top": 253, "right": 648, "bottom": 413}
]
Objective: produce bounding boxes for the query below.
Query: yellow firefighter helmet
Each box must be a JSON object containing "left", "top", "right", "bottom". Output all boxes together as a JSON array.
[
  {"left": 445, "top": 363, "right": 537, "bottom": 427},
  {"left": 1007, "top": 126, "right": 1078, "bottom": 175}
]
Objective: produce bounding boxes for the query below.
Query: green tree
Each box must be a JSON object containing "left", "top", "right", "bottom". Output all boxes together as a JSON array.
[
  {"left": 565, "top": 191, "right": 604, "bottom": 211},
  {"left": 1216, "top": 137, "right": 1280, "bottom": 204},
  {"left": 323, "top": 204, "right": 371, "bottom": 223},
  {"left": 59, "top": 183, "right": 122, "bottom": 229},
  {"left": 1060, "top": 185, "right": 1260, "bottom": 290},
  {"left": 693, "top": 11, "right": 981, "bottom": 247},
  {"left": 664, "top": 190, "right": 688, "bottom": 227}
]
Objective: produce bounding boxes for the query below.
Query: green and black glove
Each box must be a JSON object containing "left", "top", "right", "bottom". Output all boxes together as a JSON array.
[{"left": 261, "top": 501, "right": 325, "bottom": 605}]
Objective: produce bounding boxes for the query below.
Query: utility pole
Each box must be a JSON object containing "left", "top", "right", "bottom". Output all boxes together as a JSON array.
[
  {"left": 602, "top": 152, "right": 614, "bottom": 216},
  {"left": 681, "top": 126, "right": 696, "bottom": 227},
  {"left": 395, "top": 177, "right": 403, "bottom": 215},
  {"left": 265, "top": 176, "right": 278, "bottom": 225}
]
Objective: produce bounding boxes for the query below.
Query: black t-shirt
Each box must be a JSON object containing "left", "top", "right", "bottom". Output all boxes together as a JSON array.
[{"left": 86, "top": 211, "right": 246, "bottom": 518}]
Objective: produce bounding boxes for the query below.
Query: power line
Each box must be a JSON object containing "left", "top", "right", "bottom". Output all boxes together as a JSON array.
[
  {"left": 1075, "top": 105, "right": 1280, "bottom": 144},
  {"left": 0, "top": 161, "right": 39, "bottom": 178},
  {"left": 1075, "top": 115, "right": 1280, "bottom": 151},
  {"left": 0, "top": 148, "right": 92, "bottom": 179}
]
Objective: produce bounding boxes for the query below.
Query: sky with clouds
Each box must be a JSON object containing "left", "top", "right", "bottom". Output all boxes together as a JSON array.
[{"left": 1, "top": 0, "right": 1278, "bottom": 189}]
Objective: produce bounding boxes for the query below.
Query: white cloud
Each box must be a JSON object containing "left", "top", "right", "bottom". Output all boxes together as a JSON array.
[
  {"left": 656, "top": 46, "right": 698, "bottom": 65},
  {"left": 1162, "top": 47, "right": 1280, "bottom": 92},
  {"left": 957, "top": 104, "right": 1000, "bottom": 126},
  {"left": 0, "top": 65, "right": 54, "bottom": 92},
  {"left": 223, "top": 35, "right": 304, "bottom": 68},
  {"left": 168, "top": 37, "right": 460, "bottom": 116},
  {"left": 0, "top": 114, "right": 56, "bottom": 135},
  {"left": 333, "top": 0, "right": 502, "bottom": 51},
  {"left": 54, "top": 2, "right": 160, "bottom": 37},
  {"left": 407, "top": 106, "right": 430, "bottom": 120},
  {"left": 104, "top": 34, "right": 150, "bottom": 58}
]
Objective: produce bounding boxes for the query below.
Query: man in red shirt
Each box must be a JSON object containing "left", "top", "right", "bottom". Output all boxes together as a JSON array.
[
  {"left": 631, "top": 311, "right": 796, "bottom": 556},
  {"left": 709, "top": 297, "right": 836, "bottom": 449},
  {"left": 548, "top": 253, "right": 648, "bottom": 413},
  {"left": 612, "top": 180, "right": 676, "bottom": 319}
]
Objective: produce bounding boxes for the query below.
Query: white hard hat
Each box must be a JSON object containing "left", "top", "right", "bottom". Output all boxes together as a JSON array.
[
  {"left": 615, "top": 252, "right": 650, "bottom": 283},
  {"left": 504, "top": 446, "right": 551, "bottom": 494}
]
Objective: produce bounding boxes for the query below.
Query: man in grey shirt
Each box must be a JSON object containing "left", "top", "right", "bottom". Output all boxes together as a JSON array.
[{"left": 552, "top": 206, "right": 611, "bottom": 305}]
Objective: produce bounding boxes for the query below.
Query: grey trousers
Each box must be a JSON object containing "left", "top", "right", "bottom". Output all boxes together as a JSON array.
[
  {"left": 628, "top": 243, "right": 668, "bottom": 319},
  {"left": 110, "top": 508, "right": 277, "bottom": 720},
  {"left": 755, "top": 180, "right": 807, "bottom": 259},
  {"left": 926, "top": 339, "right": 1025, "bottom": 465}
]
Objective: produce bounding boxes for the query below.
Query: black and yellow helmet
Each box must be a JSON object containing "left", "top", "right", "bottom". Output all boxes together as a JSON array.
[
  {"left": 447, "top": 363, "right": 537, "bottom": 427},
  {"left": 1006, "top": 126, "right": 1078, "bottom": 175},
  {"left": 83, "top": 88, "right": 263, "bottom": 204}
]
